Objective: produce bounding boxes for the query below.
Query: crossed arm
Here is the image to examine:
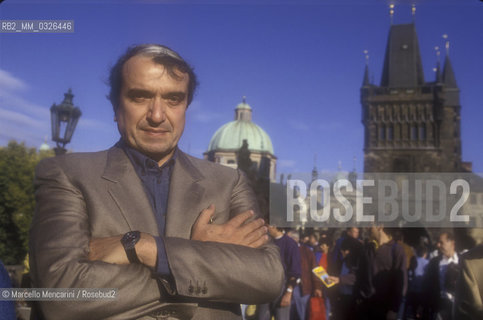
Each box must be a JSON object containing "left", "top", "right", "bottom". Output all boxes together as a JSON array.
[{"left": 88, "top": 205, "right": 269, "bottom": 268}]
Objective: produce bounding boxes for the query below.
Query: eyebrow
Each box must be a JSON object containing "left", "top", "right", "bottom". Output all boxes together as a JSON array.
[
  {"left": 126, "top": 89, "right": 154, "bottom": 97},
  {"left": 126, "top": 89, "right": 187, "bottom": 99},
  {"left": 162, "top": 91, "right": 187, "bottom": 98}
]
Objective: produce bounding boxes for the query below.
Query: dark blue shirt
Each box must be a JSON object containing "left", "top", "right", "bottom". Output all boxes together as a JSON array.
[
  {"left": 118, "top": 140, "right": 175, "bottom": 277},
  {"left": 274, "top": 234, "right": 301, "bottom": 288}
]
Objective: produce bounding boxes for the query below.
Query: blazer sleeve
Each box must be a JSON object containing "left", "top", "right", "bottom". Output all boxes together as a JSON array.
[
  {"left": 454, "top": 257, "right": 483, "bottom": 320},
  {"left": 30, "top": 158, "right": 166, "bottom": 320},
  {"left": 163, "top": 170, "right": 285, "bottom": 304}
]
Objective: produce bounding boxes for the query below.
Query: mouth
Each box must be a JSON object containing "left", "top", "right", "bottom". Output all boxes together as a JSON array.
[{"left": 142, "top": 128, "right": 170, "bottom": 135}]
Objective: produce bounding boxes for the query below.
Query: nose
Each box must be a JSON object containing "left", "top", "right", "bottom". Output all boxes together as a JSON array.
[{"left": 147, "top": 97, "right": 166, "bottom": 125}]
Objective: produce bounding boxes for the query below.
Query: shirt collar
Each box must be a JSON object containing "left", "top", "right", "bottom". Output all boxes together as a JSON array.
[
  {"left": 440, "top": 252, "right": 459, "bottom": 265},
  {"left": 117, "top": 139, "right": 177, "bottom": 174}
]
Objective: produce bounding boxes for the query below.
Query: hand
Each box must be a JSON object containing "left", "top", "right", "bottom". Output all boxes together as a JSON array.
[
  {"left": 279, "top": 291, "right": 292, "bottom": 307},
  {"left": 328, "top": 276, "right": 340, "bottom": 285},
  {"left": 191, "top": 204, "right": 268, "bottom": 248},
  {"left": 89, "top": 233, "right": 157, "bottom": 268}
]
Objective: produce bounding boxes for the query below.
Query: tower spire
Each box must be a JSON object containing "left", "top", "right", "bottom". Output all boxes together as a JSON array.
[
  {"left": 411, "top": 4, "right": 416, "bottom": 23},
  {"left": 443, "top": 34, "right": 450, "bottom": 55},
  {"left": 389, "top": 4, "right": 395, "bottom": 25},
  {"left": 311, "top": 154, "right": 318, "bottom": 182},
  {"left": 434, "top": 46, "right": 442, "bottom": 83},
  {"left": 380, "top": 23, "right": 425, "bottom": 87},
  {"left": 362, "top": 50, "right": 370, "bottom": 86},
  {"left": 442, "top": 34, "right": 457, "bottom": 88}
]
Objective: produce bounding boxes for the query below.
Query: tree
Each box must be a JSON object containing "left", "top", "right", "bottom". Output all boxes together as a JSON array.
[{"left": 0, "top": 141, "right": 54, "bottom": 265}]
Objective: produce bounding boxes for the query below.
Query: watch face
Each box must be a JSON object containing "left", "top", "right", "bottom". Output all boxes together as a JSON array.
[{"left": 122, "top": 231, "right": 140, "bottom": 249}]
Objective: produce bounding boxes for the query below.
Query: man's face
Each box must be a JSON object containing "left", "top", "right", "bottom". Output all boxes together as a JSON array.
[
  {"left": 437, "top": 234, "right": 455, "bottom": 258},
  {"left": 369, "top": 226, "right": 379, "bottom": 241},
  {"left": 267, "top": 225, "right": 278, "bottom": 238},
  {"left": 347, "top": 227, "right": 359, "bottom": 239},
  {"left": 309, "top": 235, "right": 318, "bottom": 246},
  {"left": 116, "top": 55, "right": 189, "bottom": 164}
]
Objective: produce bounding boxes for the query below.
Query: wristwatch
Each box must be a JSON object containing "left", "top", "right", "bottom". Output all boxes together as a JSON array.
[{"left": 121, "top": 231, "right": 141, "bottom": 264}]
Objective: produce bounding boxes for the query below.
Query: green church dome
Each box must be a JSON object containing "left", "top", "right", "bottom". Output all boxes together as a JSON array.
[{"left": 207, "top": 99, "right": 274, "bottom": 155}]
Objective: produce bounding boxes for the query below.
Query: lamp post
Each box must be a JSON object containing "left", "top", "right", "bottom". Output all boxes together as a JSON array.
[{"left": 50, "top": 89, "right": 82, "bottom": 155}]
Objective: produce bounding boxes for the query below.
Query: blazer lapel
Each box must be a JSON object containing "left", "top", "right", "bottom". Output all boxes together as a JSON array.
[
  {"left": 102, "top": 147, "right": 159, "bottom": 236},
  {"left": 165, "top": 151, "right": 205, "bottom": 239}
]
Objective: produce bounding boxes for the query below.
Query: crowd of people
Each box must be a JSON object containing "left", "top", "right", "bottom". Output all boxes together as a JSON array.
[{"left": 252, "top": 226, "right": 482, "bottom": 320}]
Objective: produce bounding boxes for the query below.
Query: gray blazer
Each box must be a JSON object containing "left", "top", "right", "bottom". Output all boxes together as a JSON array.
[
  {"left": 29, "top": 146, "right": 284, "bottom": 320},
  {"left": 455, "top": 245, "right": 483, "bottom": 320}
]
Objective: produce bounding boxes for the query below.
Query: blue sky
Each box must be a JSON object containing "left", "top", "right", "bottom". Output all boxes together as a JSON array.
[{"left": 0, "top": 0, "right": 482, "bottom": 177}]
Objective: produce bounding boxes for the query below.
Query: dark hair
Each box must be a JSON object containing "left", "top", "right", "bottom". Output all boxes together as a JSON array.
[
  {"left": 319, "top": 237, "right": 331, "bottom": 247},
  {"left": 108, "top": 44, "right": 198, "bottom": 112},
  {"left": 440, "top": 231, "right": 455, "bottom": 242},
  {"left": 415, "top": 245, "right": 428, "bottom": 257}
]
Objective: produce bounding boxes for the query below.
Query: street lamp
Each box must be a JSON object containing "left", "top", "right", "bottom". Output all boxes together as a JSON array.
[{"left": 50, "top": 88, "right": 82, "bottom": 155}]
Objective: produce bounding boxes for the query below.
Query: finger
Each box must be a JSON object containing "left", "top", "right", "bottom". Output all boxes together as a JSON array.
[
  {"left": 226, "top": 210, "right": 254, "bottom": 228},
  {"left": 244, "top": 225, "right": 268, "bottom": 246},
  {"left": 239, "top": 217, "right": 265, "bottom": 235},
  {"left": 194, "top": 204, "right": 216, "bottom": 227},
  {"left": 247, "top": 234, "right": 269, "bottom": 249}
]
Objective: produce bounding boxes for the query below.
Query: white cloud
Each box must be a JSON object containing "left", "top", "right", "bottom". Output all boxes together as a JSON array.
[
  {"left": 0, "top": 88, "right": 49, "bottom": 119},
  {"left": 0, "top": 69, "right": 27, "bottom": 91},
  {"left": 0, "top": 108, "right": 46, "bottom": 129},
  {"left": 0, "top": 117, "right": 49, "bottom": 147},
  {"left": 0, "top": 70, "right": 50, "bottom": 147}
]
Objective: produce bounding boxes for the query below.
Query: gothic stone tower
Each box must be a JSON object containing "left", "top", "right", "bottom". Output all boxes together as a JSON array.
[{"left": 361, "top": 23, "right": 462, "bottom": 173}]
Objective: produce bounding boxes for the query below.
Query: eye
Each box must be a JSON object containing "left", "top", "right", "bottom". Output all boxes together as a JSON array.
[
  {"left": 127, "top": 90, "right": 152, "bottom": 103},
  {"left": 165, "top": 93, "right": 186, "bottom": 106}
]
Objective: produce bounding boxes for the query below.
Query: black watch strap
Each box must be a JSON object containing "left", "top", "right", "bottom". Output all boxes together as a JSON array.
[{"left": 121, "top": 231, "right": 141, "bottom": 264}]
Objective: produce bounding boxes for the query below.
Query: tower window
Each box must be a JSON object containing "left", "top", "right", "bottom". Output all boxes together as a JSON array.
[
  {"left": 419, "top": 126, "right": 426, "bottom": 140},
  {"left": 379, "top": 126, "right": 386, "bottom": 140},
  {"left": 411, "top": 126, "right": 417, "bottom": 140},
  {"left": 387, "top": 126, "right": 394, "bottom": 141}
]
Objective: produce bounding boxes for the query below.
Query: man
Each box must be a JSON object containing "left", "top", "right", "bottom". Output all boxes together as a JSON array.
[
  {"left": 405, "top": 245, "right": 429, "bottom": 319},
  {"left": 424, "top": 232, "right": 460, "bottom": 320},
  {"left": 257, "top": 226, "right": 300, "bottom": 320},
  {"left": 29, "top": 44, "right": 284, "bottom": 320},
  {"left": 328, "top": 236, "right": 362, "bottom": 320},
  {"left": 357, "top": 226, "right": 407, "bottom": 320},
  {"left": 286, "top": 230, "right": 322, "bottom": 320},
  {"left": 330, "top": 228, "right": 360, "bottom": 275}
]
